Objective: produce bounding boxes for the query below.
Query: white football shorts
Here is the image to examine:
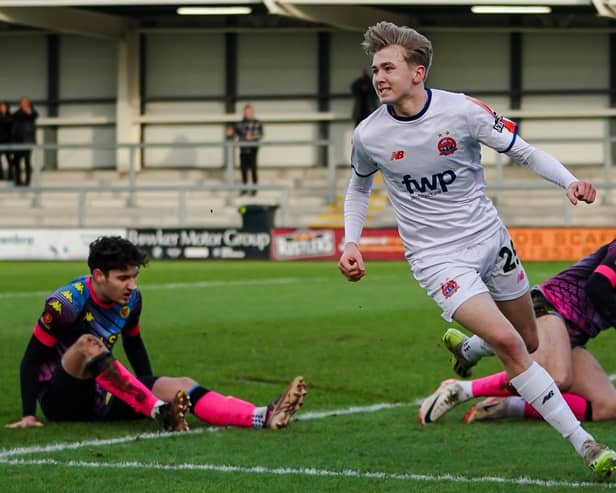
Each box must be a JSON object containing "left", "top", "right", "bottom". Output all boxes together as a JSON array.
[{"left": 409, "top": 225, "right": 530, "bottom": 322}]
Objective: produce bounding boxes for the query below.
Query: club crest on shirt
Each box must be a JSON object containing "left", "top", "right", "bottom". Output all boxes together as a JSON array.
[
  {"left": 390, "top": 150, "right": 405, "bottom": 161},
  {"left": 437, "top": 132, "right": 457, "bottom": 156},
  {"left": 441, "top": 279, "right": 459, "bottom": 298},
  {"left": 120, "top": 306, "right": 131, "bottom": 318}
]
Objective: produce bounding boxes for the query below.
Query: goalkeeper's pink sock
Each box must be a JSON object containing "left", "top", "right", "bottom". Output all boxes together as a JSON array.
[
  {"left": 189, "top": 387, "right": 260, "bottom": 428},
  {"left": 471, "top": 371, "right": 516, "bottom": 398},
  {"left": 524, "top": 393, "right": 590, "bottom": 421},
  {"left": 92, "top": 356, "right": 161, "bottom": 417}
]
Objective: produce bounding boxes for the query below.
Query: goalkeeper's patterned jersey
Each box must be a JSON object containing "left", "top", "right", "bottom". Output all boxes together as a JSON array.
[
  {"left": 32, "top": 275, "right": 142, "bottom": 386},
  {"left": 541, "top": 240, "right": 616, "bottom": 345},
  {"left": 351, "top": 88, "right": 518, "bottom": 260}
]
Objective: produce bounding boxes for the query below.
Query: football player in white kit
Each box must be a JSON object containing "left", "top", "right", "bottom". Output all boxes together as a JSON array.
[{"left": 337, "top": 21, "right": 616, "bottom": 480}]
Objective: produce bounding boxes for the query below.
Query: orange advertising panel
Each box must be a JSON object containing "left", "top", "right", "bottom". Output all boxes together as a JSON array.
[
  {"left": 509, "top": 228, "right": 616, "bottom": 261},
  {"left": 272, "top": 227, "right": 615, "bottom": 262}
]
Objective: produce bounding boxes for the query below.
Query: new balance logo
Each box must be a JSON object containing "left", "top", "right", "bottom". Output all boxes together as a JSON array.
[
  {"left": 542, "top": 390, "right": 554, "bottom": 405},
  {"left": 390, "top": 150, "right": 405, "bottom": 160}
]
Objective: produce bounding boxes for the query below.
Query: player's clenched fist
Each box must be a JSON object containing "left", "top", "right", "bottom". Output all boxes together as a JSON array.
[
  {"left": 566, "top": 180, "right": 596, "bottom": 205},
  {"left": 338, "top": 242, "right": 366, "bottom": 282}
]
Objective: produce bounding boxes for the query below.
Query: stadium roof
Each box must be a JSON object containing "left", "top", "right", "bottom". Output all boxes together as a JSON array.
[{"left": 0, "top": 0, "right": 612, "bottom": 37}]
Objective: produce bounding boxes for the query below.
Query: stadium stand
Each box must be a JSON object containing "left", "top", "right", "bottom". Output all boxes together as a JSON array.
[
  {"left": 0, "top": 3, "right": 614, "bottom": 230},
  {"left": 0, "top": 160, "right": 614, "bottom": 229}
]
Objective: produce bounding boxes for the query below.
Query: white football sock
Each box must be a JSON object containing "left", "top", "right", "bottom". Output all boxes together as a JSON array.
[
  {"left": 150, "top": 400, "right": 167, "bottom": 419},
  {"left": 510, "top": 361, "right": 593, "bottom": 456},
  {"left": 252, "top": 406, "right": 269, "bottom": 429},
  {"left": 461, "top": 335, "right": 494, "bottom": 363},
  {"left": 502, "top": 396, "right": 525, "bottom": 417},
  {"left": 457, "top": 380, "right": 473, "bottom": 401}
]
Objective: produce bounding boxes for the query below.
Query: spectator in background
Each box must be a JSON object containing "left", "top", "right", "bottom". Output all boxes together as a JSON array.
[
  {"left": 350, "top": 69, "right": 379, "bottom": 127},
  {"left": 0, "top": 101, "right": 13, "bottom": 181},
  {"left": 11, "top": 96, "right": 38, "bottom": 187},
  {"left": 226, "top": 104, "right": 263, "bottom": 196}
]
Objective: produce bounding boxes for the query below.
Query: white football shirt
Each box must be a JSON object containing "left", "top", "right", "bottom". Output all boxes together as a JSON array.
[{"left": 347, "top": 88, "right": 574, "bottom": 261}]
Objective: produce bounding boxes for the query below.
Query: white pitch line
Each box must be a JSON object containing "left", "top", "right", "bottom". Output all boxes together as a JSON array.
[
  {"left": 1, "top": 399, "right": 615, "bottom": 488},
  {"left": 0, "top": 457, "right": 612, "bottom": 489},
  {"left": 0, "top": 278, "right": 302, "bottom": 300},
  {"left": 3, "top": 390, "right": 616, "bottom": 458},
  {"left": 144, "top": 278, "right": 301, "bottom": 291},
  {"left": 297, "top": 402, "right": 412, "bottom": 420},
  {"left": 0, "top": 427, "right": 218, "bottom": 459},
  {"left": 0, "top": 402, "right": 413, "bottom": 459},
  {"left": 0, "top": 274, "right": 400, "bottom": 300}
]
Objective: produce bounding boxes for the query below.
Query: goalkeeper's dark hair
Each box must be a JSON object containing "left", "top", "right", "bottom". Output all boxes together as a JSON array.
[{"left": 88, "top": 236, "right": 148, "bottom": 275}]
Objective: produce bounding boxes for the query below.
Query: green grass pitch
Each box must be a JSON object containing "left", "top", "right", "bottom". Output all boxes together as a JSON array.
[{"left": 1, "top": 259, "right": 616, "bottom": 492}]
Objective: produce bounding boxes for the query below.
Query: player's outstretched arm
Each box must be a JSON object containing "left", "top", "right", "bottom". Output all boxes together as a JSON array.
[
  {"left": 338, "top": 242, "right": 366, "bottom": 282},
  {"left": 566, "top": 180, "right": 596, "bottom": 205},
  {"left": 6, "top": 415, "right": 44, "bottom": 429},
  {"left": 505, "top": 139, "right": 596, "bottom": 205}
]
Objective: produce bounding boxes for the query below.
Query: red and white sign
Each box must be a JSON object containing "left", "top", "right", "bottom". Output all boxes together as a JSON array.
[
  {"left": 272, "top": 228, "right": 406, "bottom": 261},
  {"left": 271, "top": 229, "right": 337, "bottom": 260}
]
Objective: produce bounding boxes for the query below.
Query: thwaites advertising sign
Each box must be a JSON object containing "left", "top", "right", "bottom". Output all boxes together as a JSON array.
[{"left": 271, "top": 228, "right": 406, "bottom": 261}]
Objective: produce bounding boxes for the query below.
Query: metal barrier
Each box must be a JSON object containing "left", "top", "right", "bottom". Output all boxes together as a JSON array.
[
  {"left": 15, "top": 183, "right": 290, "bottom": 228},
  {"left": 491, "top": 134, "right": 615, "bottom": 206},
  {"left": 0, "top": 139, "right": 329, "bottom": 227},
  {"left": 0, "top": 141, "right": 304, "bottom": 227},
  {"left": 0, "top": 129, "right": 614, "bottom": 227},
  {"left": 485, "top": 181, "right": 614, "bottom": 225}
]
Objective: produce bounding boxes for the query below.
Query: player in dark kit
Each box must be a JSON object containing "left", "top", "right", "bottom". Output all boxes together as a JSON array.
[
  {"left": 6, "top": 236, "right": 306, "bottom": 431},
  {"left": 420, "top": 240, "right": 616, "bottom": 429}
]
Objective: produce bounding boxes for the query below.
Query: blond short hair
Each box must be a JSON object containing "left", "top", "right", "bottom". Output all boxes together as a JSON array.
[{"left": 362, "top": 21, "right": 433, "bottom": 76}]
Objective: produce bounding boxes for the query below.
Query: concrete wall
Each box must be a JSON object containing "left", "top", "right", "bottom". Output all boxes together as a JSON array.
[{"left": 0, "top": 28, "right": 609, "bottom": 169}]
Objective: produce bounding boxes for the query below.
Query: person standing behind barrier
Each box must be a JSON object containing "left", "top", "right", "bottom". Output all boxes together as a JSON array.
[
  {"left": 226, "top": 104, "right": 263, "bottom": 196},
  {"left": 11, "top": 96, "right": 38, "bottom": 187},
  {"left": 351, "top": 69, "right": 379, "bottom": 127},
  {"left": 0, "top": 101, "right": 13, "bottom": 181}
]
